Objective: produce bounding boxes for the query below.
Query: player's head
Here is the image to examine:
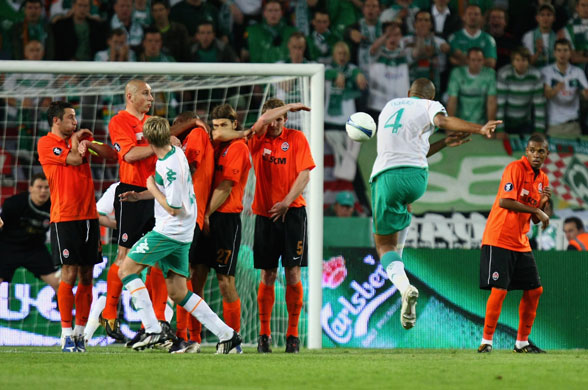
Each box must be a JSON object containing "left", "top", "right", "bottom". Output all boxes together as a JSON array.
[
  {"left": 563, "top": 216, "right": 585, "bottom": 242},
  {"left": 262, "top": 98, "right": 287, "bottom": 137},
  {"left": 173, "top": 111, "right": 198, "bottom": 125},
  {"left": 29, "top": 172, "right": 50, "bottom": 205},
  {"left": 47, "top": 101, "right": 77, "bottom": 136},
  {"left": 408, "top": 78, "right": 436, "bottom": 100},
  {"left": 125, "top": 79, "right": 153, "bottom": 114},
  {"left": 211, "top": 104, "right": 241, "bottom": 137},
  {"left": 554, "top": 38, "right": 572, "bottom": 64},
  {"left": 525, "top": 134, "right": 549, "bottom": 170},
  {"left": 143, "top": 116, "right": 171, "bottom": 148},
  {"left": 511, "top": 46, "right": 530, "bottom": 75}
]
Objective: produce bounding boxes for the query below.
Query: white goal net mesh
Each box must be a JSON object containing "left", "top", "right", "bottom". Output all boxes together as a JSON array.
[{"left": 0, "top": 65, "right": 317, "bottom": 348}]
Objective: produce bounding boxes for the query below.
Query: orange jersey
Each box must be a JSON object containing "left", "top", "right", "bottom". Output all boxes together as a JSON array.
[
  {"left": 182, "top": 127, "right": 215, "bottom": 229},
  {"left": 37, "top": 133, "right": 98, "bottom": 223},
  {"left": 482, "top": 156, "right": 549, "bottom": 252},
  {"left": 214, "top": 139, "right": 251, "bottom": 213},
  {"left": 109, "top": 110, "right": 156, "bottom": 187},
  {"left": 249, "top": 127, "right": 315, "bottom": 217}
]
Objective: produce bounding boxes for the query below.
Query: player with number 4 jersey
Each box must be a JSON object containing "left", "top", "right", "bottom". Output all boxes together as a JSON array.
[{"left": 370, "top": 78, "right": 500, "bottom": 332}]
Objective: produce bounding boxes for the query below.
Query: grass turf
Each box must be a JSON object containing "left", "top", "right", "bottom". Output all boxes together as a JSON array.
[{"left": 1, "top": 346, "right": 587, "bottom": 390}]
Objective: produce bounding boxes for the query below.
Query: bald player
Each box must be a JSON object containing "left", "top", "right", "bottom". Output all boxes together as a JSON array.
[{"left": 370, "top": 78, "right": 500, "bottom": 331}]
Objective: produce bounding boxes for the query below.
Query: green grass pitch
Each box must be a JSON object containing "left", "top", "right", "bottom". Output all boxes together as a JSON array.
[{"left": 1, "top": 347, "right": 587, "bottom": 390}]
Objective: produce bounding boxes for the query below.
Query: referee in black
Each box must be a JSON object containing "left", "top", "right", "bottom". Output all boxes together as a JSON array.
[{"left": 0, "top": 172, "right": 60, "bottom": 292}]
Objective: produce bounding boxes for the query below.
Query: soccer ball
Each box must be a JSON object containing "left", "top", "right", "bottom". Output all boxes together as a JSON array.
[{"left": 345, "top": 112, "right": 376, "bottom": 142}]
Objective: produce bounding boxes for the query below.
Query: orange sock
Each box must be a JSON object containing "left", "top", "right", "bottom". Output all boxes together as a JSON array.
[
  {"left": 257, "top": 282, "right": 275, "bottom": 336},
  {"left": 286, "top": 282, "right": 303, "bottom": 338},
  {"left": 223, "top": 299, "right": 241, "bottom": 333},
  {"left": 190, "top": 317, "right": 202, "bottom": 343},
  {"left": 150, "top": 267, "right": 168, "bottom": 322},
  {"left": 75, "top": 283, "right": 93, "bottom": 326},
  {"left": 176, "top": 306, "right": 188, "bottom": 340},
  {"left": 483, "top": 288, "right": 508, "bottom": 340},
  {"left": 102, "top": 263, "right": 122, "bottom": 320},
  {"left": 517, "top": 287, "right": 543, "bottom": 341},
  {"left": 58, "top": 281, "right": 74, "bottom": 328}
]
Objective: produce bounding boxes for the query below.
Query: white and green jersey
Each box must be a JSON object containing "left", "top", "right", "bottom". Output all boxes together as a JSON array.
[
  {"left": 97, "top": 181, "right": 119, "bottom": 216},
  {"left": 496, "top": 64, "right": 546, "bottom": 132},
  {"left": 563, "top": 17, "right": 588, "bottom": 52},
  {"left": 541, "top": 63, "right": 588, "bottom": 125},
  {"left": 370, "top": 97, "right": 446, "bottom": 180},
  {"left": 447, "top": 66, "right": 497, "bottom": 124},
  {"left": 153, "top": 146, "right": 196, "bottom": 243},
  {"left": 448, "top": 28, "right": 497, "bottom": 60}
]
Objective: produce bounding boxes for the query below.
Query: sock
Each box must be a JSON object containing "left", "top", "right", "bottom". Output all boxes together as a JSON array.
[
  {"left": 84, "top": 295, "right": 106, "bottom": 341},
  {"left": 222, "top": 299, "right": 241, "bottom": 333},
  {"left": 481, "top": 338, "right": 493, "bottom": 346},
  {"left": 396, "top": 227, "right": 409, "bottom": 257},
  {"left": 176, "top": 305, "right": 188, "bottom": 340},
  {"left": 150, "top": 267, "right": 168, "bottom": 322},
  {"left": 190, "top": 317, "right": 202, "bottom": 343},
  {"left": 165, "top": 297, "right": 174, "bottom": 323},
  {"left": 61, "top": 327, "right": 73, "bottom": 338},
  {"left": 102, "top": 263, "right": 123, "bottom": 320},
  {"left": 179, "top": 291, "right": 233, "bottom": 341},
  {"left": 517, "top": 286, "right": 543, "bottom": 343},
  {"left": 58, "top": 281, "right": 74, "bottom": 329},
  {"left": 515, "top": 340, "right": 530, "bottom": 349},
  {"left": 122, "top": 274, "right": 161, "bottom": 333},
  {"left": 257, "top": 282, "right": 275, "bottom": 336},
  {"left": 73, "top": 325, "right": 85, "bottom": 338},
  {"left": 286, "top": 282, "right": 303, "bottom": 338},
  {"left": 75, "top": 283, "right": 93, "bottom": 326},
  {"left": 482, "top": 288, "right": 508, "bottom": 341},
  {"left": 381, "top": 251, "right": 410, "bottom": 295}
]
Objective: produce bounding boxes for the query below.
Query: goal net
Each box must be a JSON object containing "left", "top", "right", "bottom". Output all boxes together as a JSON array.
[{"left": 0, "top": 61, "right": 324, "bottom": 349}]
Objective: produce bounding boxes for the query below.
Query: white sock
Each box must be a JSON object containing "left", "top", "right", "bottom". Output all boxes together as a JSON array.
[
  {"left": 481, "top": 338, "right": 493, "bottom": 346},
  {"left": 386, "top": 261, "right": 410, "bottom": 295},
  {"left": 165, "top": 297, "right": 174, "bottom": 323},
  {"left": 125, "top": 277, "right": 161, "bottom": 333},
  {"left": 515, "top": 340, "right": 529, "bottom": 349},
  {"left": 73, "top": 325, "right": 85, "bottom": 338},
  {"left": 84, "top": 295, "right": 107, "bottom": 341},
  {"left": 61, "top": 327, "right": 73, "bottom": 338},
  {"left": 181, "top": 291, "right": 233, "bottom": 341},
  {"left": 397, "top": 227, "right": 409, "bottom": 257}
]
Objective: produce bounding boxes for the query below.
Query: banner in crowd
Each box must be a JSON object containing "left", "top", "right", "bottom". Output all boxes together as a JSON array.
[{"left": 322, "top": 248, "right": 588, "bottom": 349}]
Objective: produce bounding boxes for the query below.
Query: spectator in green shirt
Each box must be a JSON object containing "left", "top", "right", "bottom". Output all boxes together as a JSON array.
[
  {"left": 190, "top": 21, "right": 238, "bottom": 63},
  {"left": 447, "top": 47, "right": 497, "bottom": 125},
  {"left": 9, "top": 0, "right": 54, "bottom": 60},
  {"left": 328, "top": 0, "right": 363, "bottom": 37},
  {"left": 307, "top": 9, "right": 340, "bottom": 65},
  {"left": 448, "top": 4, "right": 496, "bottom": 69},
  {"left": 245, "top": 0, "right": 297, "bottom": 63}
]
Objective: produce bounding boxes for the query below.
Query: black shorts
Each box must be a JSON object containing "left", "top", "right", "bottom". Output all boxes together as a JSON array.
[
  {"left": 114, "top": 182, "right": 155, "bottom": 248},
  {"left": 0, "top": 243, "right": 57, "bottom": 281},
  {"left": 254, "top": 207, "right": 308, "bottom": 270},
  {"left": 479, "top": 245, "right": 541, "bottom": 291},
  {"left": 50, "top": 219, "right": 101, "bottom": 266},
  {"left": 190, "top": 212, "right": 241, "bottom": 276}
]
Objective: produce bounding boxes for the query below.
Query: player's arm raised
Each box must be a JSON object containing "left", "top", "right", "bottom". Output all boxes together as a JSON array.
[
  {"left": 80, "top": 140, "right": 118, "bottom": 161},
  {"left": 251, "top": 102, "right": 310, "bottom": 136},
  {"left": 433, "top": 114, "right": 501, "bottom": 138},
  {"left": 65, "top": 129, "right": 92, "bottom": 166}
]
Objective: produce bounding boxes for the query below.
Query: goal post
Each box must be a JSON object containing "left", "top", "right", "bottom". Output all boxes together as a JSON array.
[{"left": 0, "top": 61, "right": 324, "bottom": 349}]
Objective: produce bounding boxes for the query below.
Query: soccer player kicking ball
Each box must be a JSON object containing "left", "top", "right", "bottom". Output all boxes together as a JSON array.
[
  {"left": 118, "top": 116, "right": 242, "bottom": 353},
  {"left": 478, "top": 134, "right": 550, "bottom": 353},
  {"left": 370, "top": 78, "right": 499, "bottom": 331}
]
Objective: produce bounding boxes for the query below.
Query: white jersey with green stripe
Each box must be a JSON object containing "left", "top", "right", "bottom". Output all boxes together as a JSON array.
[
  {"left": 370, "top": 97, "right": 446, "bottom": 181},
  {"left": 153, "top": 146, "right": 197, "bottom": 243}
]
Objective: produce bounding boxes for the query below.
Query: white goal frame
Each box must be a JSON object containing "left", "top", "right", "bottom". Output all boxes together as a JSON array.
[{"left": 0, "top": 61, "right": 325, "bottom": 349}]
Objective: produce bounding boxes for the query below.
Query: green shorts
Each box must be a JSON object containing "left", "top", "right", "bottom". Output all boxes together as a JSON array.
[
  {"left": 371, "top": 167, "right": 428, "bottom": 235},
  {"left": 127, "top": 231, "right": 190, "bottom": 278}
]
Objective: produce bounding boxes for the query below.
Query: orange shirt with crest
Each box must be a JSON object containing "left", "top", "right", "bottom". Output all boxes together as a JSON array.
[
  {"left": 109, "top": 110, "right": 156, "bottom": 187},
  {"left": 213, "top": 139, "right": 251, "bottom": 214},
  {"left": 249, "top": 127, "right": 315, "bottom": 217},
  {"left": 37, "top": 133, "right": 98, "bottom": 223},
  {"left": 482, "top": 156, "right": 549, "bottom": 252}
]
